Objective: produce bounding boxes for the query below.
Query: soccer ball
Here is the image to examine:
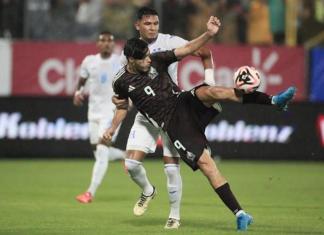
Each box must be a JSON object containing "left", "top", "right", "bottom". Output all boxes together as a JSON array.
[{"left": 233, "top": 66, "right": 261, "bottom": 93}]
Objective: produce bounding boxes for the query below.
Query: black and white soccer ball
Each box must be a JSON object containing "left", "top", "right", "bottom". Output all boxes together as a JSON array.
[{"left": 233, "top": 66, "right": 261, "bottom": 93}]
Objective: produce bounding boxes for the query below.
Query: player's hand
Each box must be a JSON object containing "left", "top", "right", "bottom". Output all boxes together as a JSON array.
[
  {"left": 206, "top": 16, "right": 221, "bottom": 36},
  {"left": 112, "top": 95, "right": 129, "bottom": 109},
  {"left": 73, "top": 91, "right": 85, "bottom": 106},
  {"left": 100, "top": 128, "right": 115, "bottom": 146}
]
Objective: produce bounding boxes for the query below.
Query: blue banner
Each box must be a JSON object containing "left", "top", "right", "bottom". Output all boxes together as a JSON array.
[{"left": 310, "top": 47, "right": 324, "bottom": 102}]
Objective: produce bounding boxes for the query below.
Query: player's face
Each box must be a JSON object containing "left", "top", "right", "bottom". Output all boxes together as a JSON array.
[
  {"left": 133, "top": 51, "right": 151, "bottom": 73},
  {"left": 97, "top": 34, "right": 114, "bottom": 56},
  {"left": 135, "top": 15, "right": 159, "bottom": 42}
]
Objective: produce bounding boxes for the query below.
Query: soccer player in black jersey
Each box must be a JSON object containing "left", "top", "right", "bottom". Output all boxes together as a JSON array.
[
  {"left": 102, "top": 16, "right": 296, "bottom": 231},
  {"left": 116, "top": 8, "right": 216, "bottom": 228}
]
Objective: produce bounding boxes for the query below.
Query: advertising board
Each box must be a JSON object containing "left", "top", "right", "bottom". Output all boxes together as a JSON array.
[{"left": 1, "top": 97, "right": 323, "bottom": 160}]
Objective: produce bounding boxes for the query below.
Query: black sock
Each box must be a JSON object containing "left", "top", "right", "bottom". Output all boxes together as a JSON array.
[
  {"left": 242, "top": 91, "right": 272, "bottom": 105},
  {"left": 215, "top": 183, "right": 242, "bottom": 214}
]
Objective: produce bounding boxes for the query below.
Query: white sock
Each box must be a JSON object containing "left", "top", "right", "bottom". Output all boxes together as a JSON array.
[
  {"left": 164, "top": 164, "right": 182, "bottom": 220},
  {"left": 108, "top": 147, "right": 125, "bottom": 161},
  {"left": 87, "top": 144, "right": 109, "bottom": 196},
  {"left": 125, "top": 159, "right": 154, "bottom": 196},
  {"left": 271, "top": 96, "right": 276, "bottom": 105},
  {"left": 235, "top": 210, "right": 245, "bottom": 217}
]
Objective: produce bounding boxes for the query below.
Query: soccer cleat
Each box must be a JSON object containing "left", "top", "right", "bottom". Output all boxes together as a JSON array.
[
  {"left": 164, "top": 218, "right": 180, "bottom": 229},
  {"left": 237, "top": 212, "right": 253, "bottom": 231},
  {"left": 133, "top": 187, "right": 156, "bottom": 216},
  {"left": 76, "top": 192, "right": 93, "bottom": 203},
  {"left": 272, "top": 86, "right": 296, "bottom": 111}
]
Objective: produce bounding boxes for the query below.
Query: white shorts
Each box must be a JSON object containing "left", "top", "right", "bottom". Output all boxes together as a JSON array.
[
  {"left": 89, "top": 117, "right": 120, "bottom": 145},
  {"left": 126, "top": 113, "right": 179, "bottom": 157}
]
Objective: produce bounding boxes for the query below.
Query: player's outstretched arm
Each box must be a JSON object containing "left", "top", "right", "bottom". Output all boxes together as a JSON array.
[
  {"left": 193, "top": 46, "right": 212, "bottom": 68},
  {"left": 174, "top": 16, "right": 221, "bottom": 59},
  {"left": 193, "top": 46, "right": 215, "bottom": 85},
  {"left": 101, "top": 101, "right": 129, "bottom": 145}
]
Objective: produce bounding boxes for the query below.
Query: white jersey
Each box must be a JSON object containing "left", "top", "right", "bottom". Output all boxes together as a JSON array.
[
  {"left": 120, "top": 33, "right": 188, "bottom": 85},
  {"left": 147, "top": 33, "right": 188, "bottom": 84},
  {"left": 80, "top": 53, "right": 121, "bottom": 120}
]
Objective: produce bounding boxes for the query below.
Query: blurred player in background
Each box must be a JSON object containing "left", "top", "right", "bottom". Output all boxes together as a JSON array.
[
  {"left": 116, "top": 7, "right": 216, "bottom": 229},
  {"left": 102, "top": 16, "right": 296, "bottom": 231},
  {"left": 73, "top": 31, "right": 125, "bottom": 203}
]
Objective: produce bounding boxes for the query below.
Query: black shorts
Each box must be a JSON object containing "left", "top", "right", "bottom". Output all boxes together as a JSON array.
[{"left": 166, "top": 84, "right": 220, "bottom": 171}]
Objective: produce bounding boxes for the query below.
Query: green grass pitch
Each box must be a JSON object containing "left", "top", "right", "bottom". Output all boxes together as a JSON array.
[{"left": 0, "top": 159, "right": 323, "bottom": 235}]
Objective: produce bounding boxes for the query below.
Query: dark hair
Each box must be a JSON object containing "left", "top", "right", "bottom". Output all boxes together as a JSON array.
[
  {"left": 124, "top": 38, "right": 149, "bottom": 59},
  {"left": 99, "top": 30, "right": 113, "bottom": 37},
  {"left": 137, "top": 6, "right": 158, "bottom": 20}
]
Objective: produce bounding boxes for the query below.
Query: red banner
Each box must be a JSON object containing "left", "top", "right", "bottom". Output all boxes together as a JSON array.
[
  {"left": 12, "top": 42, "right": 123, "bottom": 96},
  {"left": 12, "top": 42, "right": 95, "bottom": 96},
  {"left": 12, "top": 42, "right": 305, "bottom": 99},
  {"left": 178, "top": 45, "right": 306, "bottom": 100}
]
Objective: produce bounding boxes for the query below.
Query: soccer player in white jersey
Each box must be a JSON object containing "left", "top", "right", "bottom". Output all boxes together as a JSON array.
[
  {"left": 115, "top": 7, "right": 216, "bottom": 229},
  {"left": 73, "top": 31, "right": 125, "bottom": 203}
]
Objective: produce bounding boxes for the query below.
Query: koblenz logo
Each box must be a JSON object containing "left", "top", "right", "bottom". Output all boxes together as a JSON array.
[
  {"left": 0, "top": 112, "right": 89, "bottom": 140},
  {"left": 205, "top": 120, "right": 294, "bottom": 143}
]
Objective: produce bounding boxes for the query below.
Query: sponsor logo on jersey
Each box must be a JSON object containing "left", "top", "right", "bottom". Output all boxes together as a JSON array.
[
  {"left": 186, "top": 151, "right": 196, "bottom": 161},
  {"left": 148, "top": 67, "right": 158, "bottom": 79},
  {"left": 152, "top": 48, "right": 162, "bottom": 53},
  {"left": 128, "top": 85, "right": 135, "bottom": 92}
]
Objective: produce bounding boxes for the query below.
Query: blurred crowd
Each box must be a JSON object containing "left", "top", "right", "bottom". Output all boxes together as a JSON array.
[{"left": 1, "top": 0, "right": 324, "bottom": 46}]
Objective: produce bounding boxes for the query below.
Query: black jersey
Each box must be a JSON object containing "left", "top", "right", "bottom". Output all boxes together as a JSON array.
[{"left": 113, "top": 50, "right": 181, "bottom": 130}]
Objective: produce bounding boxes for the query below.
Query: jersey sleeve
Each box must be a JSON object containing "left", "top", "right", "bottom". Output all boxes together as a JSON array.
[
  {"left": 113, "top": 75, "right": 128, "bottom": 100},
  {"left": 166, "top": 34, "right": 188, "bottom": 49},
  {"left": 151, "top": 50, "right": 178, "bottom": 68},
  {"left": 79, "top": 56, "right": 90, "bottom": 79}
]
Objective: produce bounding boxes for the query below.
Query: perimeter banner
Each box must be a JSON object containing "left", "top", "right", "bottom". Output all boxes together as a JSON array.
[
  {"left": 205, "top": 102, "right": 324, "bottom": 160},
  {"left": 0, "top": 97, "right": 323, "bottom": 159},
  {"left": 178, "top": 45, "right": 305, "bottom": 100},
  {"left": 10, "top": 42, "right": 306, "bottom": 99},
  {"left": 0, "top": 97, "right": 134, "bottom": 158},
  {"left": 11, "top": 42, "right": 124, "bottom": 96},
  {"left": 310, "top": 47, "right": 324, "bottom": 102}
]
